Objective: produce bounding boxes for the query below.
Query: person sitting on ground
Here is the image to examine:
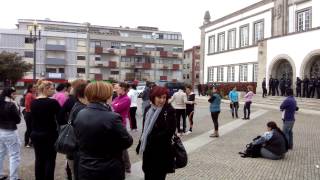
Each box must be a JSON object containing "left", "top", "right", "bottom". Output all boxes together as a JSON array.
[{"left": 252, "top": 121, "right": 288, "bottom": 160}]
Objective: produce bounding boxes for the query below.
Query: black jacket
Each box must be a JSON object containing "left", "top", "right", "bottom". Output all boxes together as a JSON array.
[
  {"left": 57, "top": 95, "right": 77, "bottom": 125},
  {"left": 265, "top": 130, "right": 288, "bottom": 156},
  {"left": 136, "top": 104, "right": 177, "bottom": 174},
  {"left": 0, "top": 101, "right": 21, "bottom": 130},
  {"left": 74, "top": 103, "right": 133, "bottom": 180}
]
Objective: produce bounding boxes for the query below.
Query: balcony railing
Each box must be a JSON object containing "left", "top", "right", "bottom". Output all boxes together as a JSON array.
[
  {"left": 46, "top": 44, "right": 66, "bottom": 51},
  {"left": 109, "top": 61, "right": 117, "bottom": 68},
  {"left": 95, "top": 46, "right": 103, "bottom": 54},
  {"left": 172, "top": 64, "right": 180, "bottom": 70},
  {"left": 160, "top": 51, "right": 168, "bottom": 58}
]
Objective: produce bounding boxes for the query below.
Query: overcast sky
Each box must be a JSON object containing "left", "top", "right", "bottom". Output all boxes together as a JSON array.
[{"left": 0, "top": 0, "right": 259, "bottom": 49}]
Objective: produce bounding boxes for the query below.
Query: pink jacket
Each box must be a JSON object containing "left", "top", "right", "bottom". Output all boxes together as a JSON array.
[
  {"left": 111, "top": 94, "right": 131, "bottom": 127},
  {"left": 52, "top": 92, "right": 68, "bottom": 107},
  {"left": 244, "top": 91, "right": 254, "bottom": 102}
]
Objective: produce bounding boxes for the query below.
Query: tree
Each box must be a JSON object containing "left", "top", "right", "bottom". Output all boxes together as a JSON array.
[{"left": 0, "top": 51, "right": 32, "bottom": 86}]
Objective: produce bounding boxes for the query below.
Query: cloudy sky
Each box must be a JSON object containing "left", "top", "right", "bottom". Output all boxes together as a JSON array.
[{"left": 0, "top": 0, "right": 259, "bottom": 49}]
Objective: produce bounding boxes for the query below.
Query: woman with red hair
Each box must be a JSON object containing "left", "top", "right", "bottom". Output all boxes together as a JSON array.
[{"left": 136, "top": 86, "right": 177, "bottom": 180}]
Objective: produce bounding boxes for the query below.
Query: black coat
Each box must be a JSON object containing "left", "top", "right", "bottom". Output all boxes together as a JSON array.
[
  {"left": 0, "top": 101, "right": 21, "bottom": 130},
  {"left": 74, "top": 103, "right": 133, "bottom": 180},
  {"left": 136, "top": 104, "right": 177, "bottom": 174}
]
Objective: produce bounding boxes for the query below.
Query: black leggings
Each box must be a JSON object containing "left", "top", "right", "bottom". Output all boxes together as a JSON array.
[
  {"left": 210, "top": 112, "right": 220, "bottom": 131},
  {"left": 145, "top": 172, "right": 167, "bottom": 180},
  {"left": 129, "top": 107, "right": 137, "bottom": 130},
  {"left": 176, "top": 109, "right": 186, "bottom": 133},
  {"left": 186, "top": 108, "right": 194, "bottom": 128},
  {"left": 230, "top": 102, "right": 239, "bottom": 118},
  {"left": 24, "top": 111, "right": 32, "bottom": 146},
  {"left": 243, "top": 102, "right": 252, "bottom": 119}
]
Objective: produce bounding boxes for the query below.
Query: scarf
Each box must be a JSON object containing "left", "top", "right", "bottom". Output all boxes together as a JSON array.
[{"left": 139, "top": 104, "right": 163, "bottom": 156}]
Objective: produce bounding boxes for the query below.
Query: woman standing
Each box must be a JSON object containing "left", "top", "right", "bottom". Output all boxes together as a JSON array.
[
  {"left": 30, "top": 81, "right": 61, "bottom": 180},
  {"left": 127, "top": 84, "right": 139, "bottom": 131},
  {"left": 185, "top": 85, "right": 196, "bottom": 134},
  {"left": 53, "top": 83, "right": 68, "bottom": 107},
  {"left": 242, "top": 85, "right": 254, "bottom": 120},
  {"left": 208, "top": 86, "right": 221, "bottom": 138},
  {"left": 0, "top": 87, "right": 21, "bottom": 180},
  {"left": 112, "top": 82, "right": 131, "bottom": 173},
  {"left": 74, "top": 81, "right": 133, "bottom": 180},
  {"left": 24, "top": 84, "right": 36, "bottom": 147},
  {"left": 136, "top": 86, "right": 176, "bottom": 180},
  {"left": 228, "top": 87, "right": 239, "bottom": 119}
]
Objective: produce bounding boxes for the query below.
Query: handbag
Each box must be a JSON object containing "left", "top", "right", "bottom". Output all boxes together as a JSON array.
[
  {"left": 55, "top": 107, "right": 77, "bottom": 154},
  {"left": 172, "top": 134, "right": 188, "bottom": 169}
]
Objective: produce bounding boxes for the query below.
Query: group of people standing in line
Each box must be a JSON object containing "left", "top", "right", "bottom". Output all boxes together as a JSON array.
[{"left": 262, "top": 75, "right": 320, "bottom": 98}]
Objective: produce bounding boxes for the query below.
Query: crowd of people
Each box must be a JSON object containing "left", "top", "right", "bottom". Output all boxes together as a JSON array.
[
  {"left": 0, "top": 78, "right": 299, "bottom": 180},
  {"left": 262, "top": 75, "right": 320, "bottom": 98}
]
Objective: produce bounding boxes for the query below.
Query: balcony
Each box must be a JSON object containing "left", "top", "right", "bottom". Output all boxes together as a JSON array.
[
  {"left": 109, "top": 61, "right": 117, "bottom": 68},
  {"left": 160, "top": 76, "right": 167, "bottom": 80},
  {"left": 94, "top": 74, "right": 103, "bottom": 80},
  {"left": 45, "top": 58, "right": 66, "bottom": 65},
  {"left": 126, "top": 49, "right": 136, "bottom": 56},
  {"left": 46, "top": 73, "right": 65, "bottom": 79},
  {"left": 160, "top": 51, "right": 168, "bottom": 58},
  {"left": 95, "top": 46, "right": 103, "bottom": 54},
  {"left": 46, "top": 44, "right": 66, "bottom": 51},
  {"left": 143, "top": 63, "right": 151, "bottom": 69},
  {"left": 172, "top": 64, "right": 180, "bottom": 70}
]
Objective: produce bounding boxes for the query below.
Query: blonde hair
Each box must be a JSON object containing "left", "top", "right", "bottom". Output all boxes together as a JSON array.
[
  {"left": 85, "top": 81, "right": 113, "bottom": 103},
  {"left": 37, "top": 80, "right": 53, "bottom": 94}
]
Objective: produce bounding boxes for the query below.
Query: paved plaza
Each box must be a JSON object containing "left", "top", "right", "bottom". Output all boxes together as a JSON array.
[{"left": 2, "top": 96, "right": 320, "bottom": 180}]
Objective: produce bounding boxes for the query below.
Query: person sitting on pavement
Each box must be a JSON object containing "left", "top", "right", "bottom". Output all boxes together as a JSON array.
[{"left": 252, "top": 121, "right": 288, "bottom": 160}]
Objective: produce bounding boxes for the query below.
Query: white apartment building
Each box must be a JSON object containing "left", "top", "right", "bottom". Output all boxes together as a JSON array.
[{"left": 200, "top": 0, "right": 320, "bottom": 92}]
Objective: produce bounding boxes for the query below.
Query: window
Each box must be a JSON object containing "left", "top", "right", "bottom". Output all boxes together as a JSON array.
[
  {"left": 25, "top": 37, "right": 33, "bottom": 44},
  {"left": 196, "top": 74, "right": 199, "bottom": 79},
  {"left": 58, "top": 68, "right": 65, "bottom": 73},
  {"left": 24, "top": 51, "right": 34, "bottom": 58},
  {"left": 227, "top": 66, "right": 235, "bottom": 82},
  {"left": 239, "top": 65, "right": 248, "bottom": 82},
  {"left": 95, "top": 56, "right": 101, "bottom": 61},
  {"left": 253, "top": 64, "right": 258, "bottom": 82},
  {"left": 217, "top": 67, "right": 224, "bottom": 82},
  {"left": 111, "top": 71, "right": 119, "bottom": 75},
  {"left": 46, "top": 68, "right": 56, "bottom": 73},
  {"left": 187, "top": 74, "right": 190, "bottom": 79},
  {"left": 208, "top": 35, "right": 215, "bottom": 54},
  {"left": 240, "top": 25, "right": 249, "bottom": 47},
  {"left": 217, "top": 32, "right": 225, "bottom": 52},
  {"left": 253, "top": 20, "right": 264, "bottom": 44},
  {"left": 111, "top": 42, "right": 120, "bottom": 49},
  {"left": 183, "top": 74, "right": 186, "bottom": 79},
  {"left": 187, "top": 64, "right": 190, "bottom": 69},
  {"left": 77, "top": 68, "right": 85, "bottom": 74},
  {"left": 183, "top": 64, "right": 186, "bottom": 69},
  {"left": 296, "top": 8, "right": 312, "bottom": 32},
  {"left": 77, "top": 55, "right": 86, "bottom": 60},
  {"left": 228, "top": 29, "right": 236, "bottom": 50},
  {"left": 208, "top": 67, "right": 214, "bottom": 82}
]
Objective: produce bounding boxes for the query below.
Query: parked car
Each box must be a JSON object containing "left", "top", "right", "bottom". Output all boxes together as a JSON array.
[{"left": 165, "top": 82, "right": 185, "bottom": 97}]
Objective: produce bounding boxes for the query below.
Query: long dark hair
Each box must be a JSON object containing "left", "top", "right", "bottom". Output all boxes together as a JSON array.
[
  {"left": 0, "top": 87, "right": 16, "bottom": 106},
  {"left": 26, "top": 84, "right": 34, "bottom": 93},
  {"left": 267, "top": 121, "right": 289, "bottom": 150}
]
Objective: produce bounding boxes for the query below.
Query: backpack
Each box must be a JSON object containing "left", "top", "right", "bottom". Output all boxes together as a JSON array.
[{"left": 239, "top": 136, "right": 262, "bottom": 158}]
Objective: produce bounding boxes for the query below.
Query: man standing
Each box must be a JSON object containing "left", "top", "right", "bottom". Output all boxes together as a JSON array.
[
  {"left": 268, "top": 76, "right": 274, "bottom": 96},
  {"left": 296, "top": 77, "right": 302, "bottom": 97},
  {"left": 274, "top": 78, "right": 280, "bottom": 96},
  {"left": 316, "top": 76, "right": 320, "bottom": 99},
  {"left": 141, "top": 81, "right": 151, "bottom": 115},
  {"left": 280, "top": 75, "right": 286, "bottom": 96},
  {"left": 262, "top": 78, "right": 267, "bottom": 98},
  {"left": 285, "top": 77, "right": 292, "bottom": 96},
  {"left": 308, "top": 76, "right": 316, "bottom": 98},
  {"left": 302, "top": 76, "right": 309, "bottom": 98},
  {"left": 280, "top": 89, "right": 297, "bottom": 150},
  {"left": 169, "top": 87, "right": 187, "bottom": 135}
]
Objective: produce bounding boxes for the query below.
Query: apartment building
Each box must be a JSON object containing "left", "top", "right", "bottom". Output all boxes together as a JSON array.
[
  {"left": 0, "top": 19, "right": 184, "bottom": 84},
  {"left": 183, "top": 46, "right": 201, "bottom": 87},
  {"left": 200, "top": 0, "right": 320, "bottom": 93}
]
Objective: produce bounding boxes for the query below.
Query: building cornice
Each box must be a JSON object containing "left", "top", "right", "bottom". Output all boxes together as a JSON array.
[
  {"left": 200, "top": 0, "right": 273, "bottom": 30},
  {"left": 288, "top": 0, "right": 311, "bottom": 6}
]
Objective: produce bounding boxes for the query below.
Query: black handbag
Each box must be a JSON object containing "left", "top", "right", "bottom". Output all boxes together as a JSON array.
[
  {"left": 55, "top": 108, "right": 77, "bottom": 154},
  {"left": 172, "top": 134, "right": 188, "bottom": 169}
]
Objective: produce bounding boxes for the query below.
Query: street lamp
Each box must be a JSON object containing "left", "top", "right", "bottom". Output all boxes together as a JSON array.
[{"left": 28, "top": 20, "right": 42, "bottom": 83}]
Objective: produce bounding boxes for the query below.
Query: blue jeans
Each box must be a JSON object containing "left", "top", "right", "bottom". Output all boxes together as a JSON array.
[
  {"left": 260, "top": 148, "right": 284, "bottom": 160},
  {"left": 283, "top": 121, "right": 295, "bottom": 149},
  {"left": 0, "top": 129, "right": 21, "bottom": 180}
]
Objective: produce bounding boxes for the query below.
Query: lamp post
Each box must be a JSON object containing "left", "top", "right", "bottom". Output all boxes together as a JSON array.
[
  {"left": 28, "top": 20, "right": 41, "bottom": 83},
  {"left": 85, "top": 22, "right": 90, "bottom": 80}
]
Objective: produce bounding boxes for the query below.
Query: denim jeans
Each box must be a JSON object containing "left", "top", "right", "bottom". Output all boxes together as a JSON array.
[
  {"left": 283, "top": 121, "right": 295, "bottom": 149},
  {"left": 260, "top": 148, "right": 284, "bottom": 160},
  {"left": 0, "top": 129, "right": 21, "bottom": 180}
]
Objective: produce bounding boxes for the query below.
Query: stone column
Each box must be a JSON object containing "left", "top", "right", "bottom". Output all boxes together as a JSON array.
[{"left": 256, "top": 40, "right": 267, "bottom": 94}]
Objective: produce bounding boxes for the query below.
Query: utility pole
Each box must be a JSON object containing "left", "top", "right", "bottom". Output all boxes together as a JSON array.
[{"left": 85, "top": 22, "right": 90, "bottom": 80}]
